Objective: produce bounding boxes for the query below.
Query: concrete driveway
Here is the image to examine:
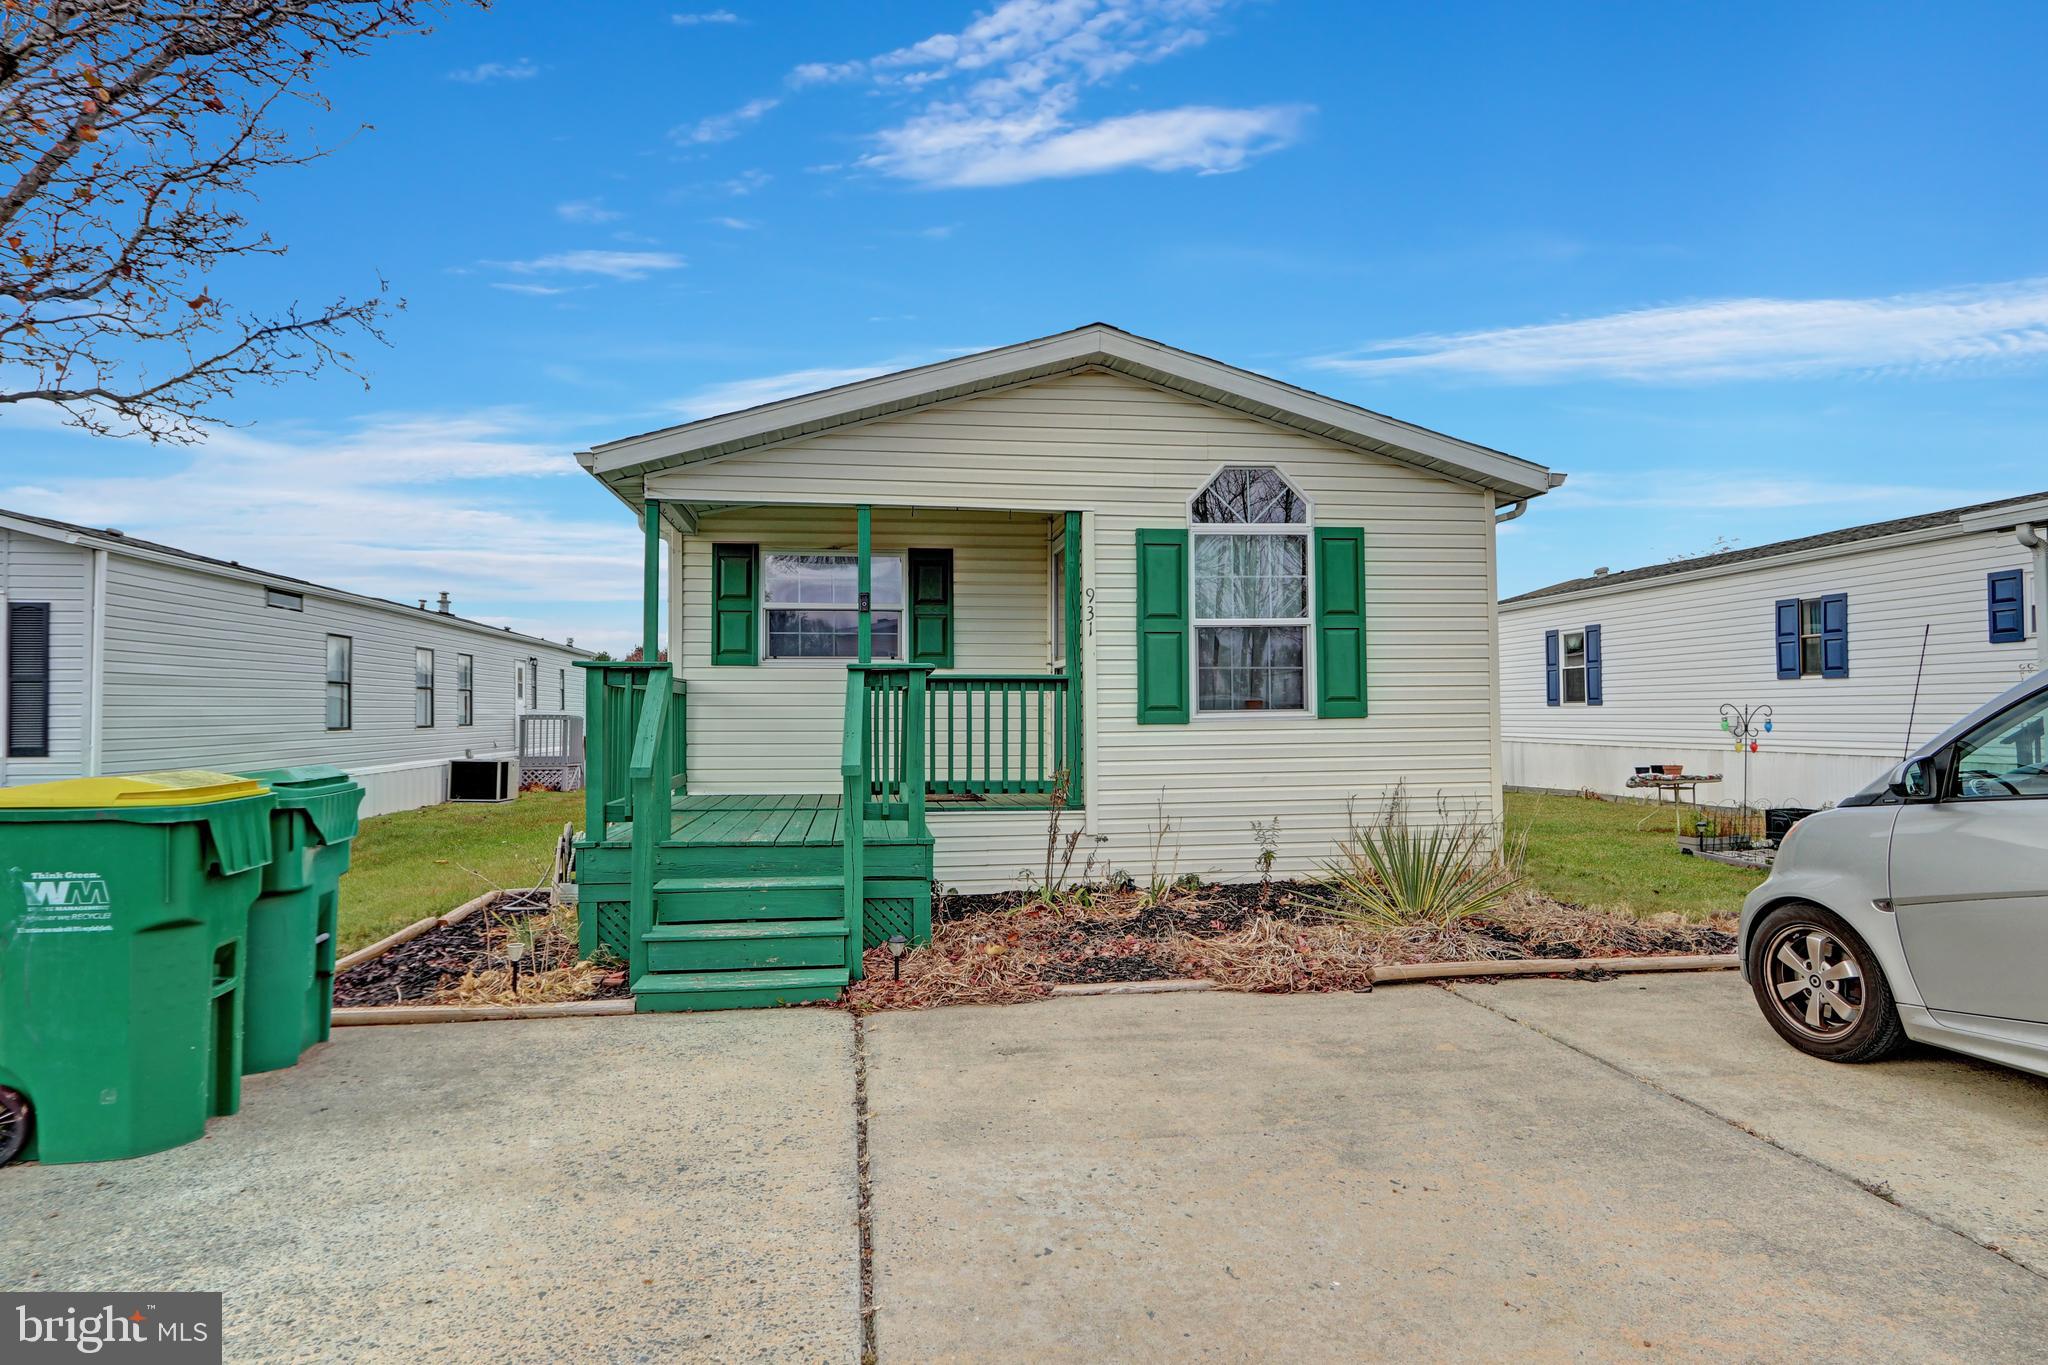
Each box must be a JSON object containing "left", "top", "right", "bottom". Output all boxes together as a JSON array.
[{"left": 4, "top": 975, "right": 2045, "bottom": 1362}]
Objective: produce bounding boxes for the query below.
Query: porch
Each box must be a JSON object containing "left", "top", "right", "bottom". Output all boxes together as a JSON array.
[{"left": 573, "top": 499, "right": 1085, "bottom": 1011}]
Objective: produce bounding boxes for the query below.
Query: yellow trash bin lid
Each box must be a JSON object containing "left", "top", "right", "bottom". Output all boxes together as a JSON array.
[{"left": 0, "top": 769, "right": 269, "bottom": 809}]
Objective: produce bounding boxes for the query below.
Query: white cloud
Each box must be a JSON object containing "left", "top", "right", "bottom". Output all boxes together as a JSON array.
[
  {"left": 447, "top": 58, "right": 539, "bottom": 84},
  {"left": 717, "top": 168, "right": 772, "bottom": 196},
  {"left": 491, "top": 282, "right": 577, "bottom": 297},
  {"left": 871, "top": 100, "right": 1306, "bottom": 187},
  {"left": 669, "top": 353, "right": 971, "bottom": 419},
  {"left": 675, "top": 96, "right": 780, "bottom": 145},
  {"left": 1312, "top": 278, "right": 2048, "bottom": 384},
  {"left": 793, "top": 0, "right": 1303, "bottom": 187},
  {"left": 1548, "top": 471, "right": 2004, "bottom": 513},
  {"left": 493, "top": 250, "right": 685, "bottom": 281},
  {"left": 0, "top": 412, "right": 643, "bottom": 646},
  {"left": 708, "top": 216, "right": 759, "bottom": 230},
  {"left": 672, "top": 8, "right": 741, "bottom": 23},
  {"left": 556, "top": 199, "right": 622, "bottom": 224}
]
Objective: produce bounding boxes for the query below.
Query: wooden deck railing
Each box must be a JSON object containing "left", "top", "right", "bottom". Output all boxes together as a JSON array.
[
  {"left": 926, "top": 673, "right": 1072, "bottom": 798},
  {"left": 578, "top": 660, "right": 686, "bottom": 839}
]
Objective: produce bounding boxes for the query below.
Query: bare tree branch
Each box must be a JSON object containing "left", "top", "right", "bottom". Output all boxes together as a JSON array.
[{"left": 1, "top": 1, "right": 478, "bottom": 441}]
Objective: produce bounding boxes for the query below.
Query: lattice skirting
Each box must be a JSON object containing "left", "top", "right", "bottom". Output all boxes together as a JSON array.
[
  {"left": 862, "top": 877, "right": 932, "bottom": 948},
  {"left": 523, "top": 763, "right": 585, "bottom": 792}
]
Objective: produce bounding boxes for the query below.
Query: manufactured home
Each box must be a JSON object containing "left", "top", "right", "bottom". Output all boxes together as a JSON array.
[
  {"left": 0, "top": 509, "right": 591, "bottom": 816},
  {"left": 569, "top": 324, "right": 1563, "bottom": 1010},
  {"left": 1500, "top": 492, "right": 2048, "bottom": 808}
]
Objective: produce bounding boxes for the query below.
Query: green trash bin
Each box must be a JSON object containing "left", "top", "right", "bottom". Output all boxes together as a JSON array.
[
  {"left": 236, "top": 765, "right": 363, "bottom": 1074},
  {"left": 0, "top": 771, "right": 275, "bottom": 1165}
]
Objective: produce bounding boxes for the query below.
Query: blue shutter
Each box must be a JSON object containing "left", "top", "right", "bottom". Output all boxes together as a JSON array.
[
  {"left": 1989, "top": 570, "right": 2025, "bottom": 644},
  {"left": 1544, "top": 629, "right": 1560, "bottom": 706},
  {"left": 1820, "top": 592, "right": 1849, "bottom": 678},
  {"left": 1773, "top": 599, "right": 1800, "bottom": 679},
  {"left": 1584, "top": 624, "right": 1603, "bottom": 705}
]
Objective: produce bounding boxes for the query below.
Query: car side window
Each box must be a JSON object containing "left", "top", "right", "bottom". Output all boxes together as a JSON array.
[{"left": 1952, "top": 690, "right": 2048, "bottom": 800}]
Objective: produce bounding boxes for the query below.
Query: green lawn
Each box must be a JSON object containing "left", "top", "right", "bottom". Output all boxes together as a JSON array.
[
  {"left": 1505, "top": 791, "right": 1763, "bottom": 921},
  {"left": 337, "top": 790, "right": 583, "bottom": 951}
]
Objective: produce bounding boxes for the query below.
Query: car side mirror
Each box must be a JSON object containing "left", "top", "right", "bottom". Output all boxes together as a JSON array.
[{"left": 1892, "top": 752, "right": 1946, "bottom": 802}]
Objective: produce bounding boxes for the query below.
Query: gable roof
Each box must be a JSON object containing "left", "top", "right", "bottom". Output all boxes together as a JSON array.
[
  {"left": 0, "top": 506, "right": 593, "bottom": 656},
  {"left": 578, "top": 324, "right": 1564, "bottom": 516},
  {"left": 1502, "top": 489, "right": 2048, "bottom": 608}
]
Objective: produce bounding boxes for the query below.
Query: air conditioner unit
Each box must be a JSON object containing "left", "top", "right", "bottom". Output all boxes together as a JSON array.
[{"left": 448, "top": 757, "right": 517, "bottom": 804}]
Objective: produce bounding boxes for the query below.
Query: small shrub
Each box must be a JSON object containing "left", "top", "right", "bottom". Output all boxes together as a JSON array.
[{"left": 1322, "top": 787, "right": 1525, "bottom": 930}]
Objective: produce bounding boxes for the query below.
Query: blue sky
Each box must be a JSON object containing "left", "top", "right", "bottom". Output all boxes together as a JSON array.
[{"left": 7, "top": 0, "right": 2048, "bottom": 652}]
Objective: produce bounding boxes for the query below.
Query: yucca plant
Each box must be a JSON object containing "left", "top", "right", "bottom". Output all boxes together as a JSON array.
[{"left": 1321, "top": 787, "right": 1526, "bottom": 929}]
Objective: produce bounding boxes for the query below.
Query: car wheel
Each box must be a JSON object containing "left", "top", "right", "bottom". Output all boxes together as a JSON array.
[
  {"left": 0, "top": 1087, "right": 30, "bottom": 1167},
  {"left": 1747, "top": 902, "right": 1905, "bottom": 1063}
]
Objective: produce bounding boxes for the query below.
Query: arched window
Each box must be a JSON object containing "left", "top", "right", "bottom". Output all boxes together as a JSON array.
[{"left": 1189, "top": 466, "right": 1310, "bottom": 712}]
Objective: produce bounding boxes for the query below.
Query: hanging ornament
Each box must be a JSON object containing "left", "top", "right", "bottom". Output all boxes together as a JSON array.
[
  {"left": 1763, "top": 719, "right": 1773, "bottom": 733},
  {"left": 1750, "top": 740, "right": 1759, "bottom": 753},
  {"left": 1720, "top": 717, "right": 1731, "bottom": 731}
]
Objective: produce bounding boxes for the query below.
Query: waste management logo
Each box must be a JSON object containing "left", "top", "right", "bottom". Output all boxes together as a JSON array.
[
  {"left": 15, "top": 873, "right": 113, "bottom": 934},
  {"left": 4, "top": 1294, "right": 220, "bottom": 1362}
]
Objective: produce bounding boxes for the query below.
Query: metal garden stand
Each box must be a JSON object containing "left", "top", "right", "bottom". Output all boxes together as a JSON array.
[{"left": 1719, "top": 702, "right": 1774, "bottom": 837}]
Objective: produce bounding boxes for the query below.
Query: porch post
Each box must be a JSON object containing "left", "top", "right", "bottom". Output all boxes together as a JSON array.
[
  {"left": 1063, "top": 510, "right": 1084, "bottom": 802},
  {"left": 856, "top": 504, "right": 873, "bottom": 664},
  {"left": 642, "top": 496, "right": 661, "bottom": 664}
]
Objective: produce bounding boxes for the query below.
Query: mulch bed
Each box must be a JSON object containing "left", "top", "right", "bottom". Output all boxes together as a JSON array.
[
  {"left": 334, "top": 890, "right": 631, "bottom": 1008},
  {"left": 847, "top": 879, "right": 1739, "bottom": 1012}
]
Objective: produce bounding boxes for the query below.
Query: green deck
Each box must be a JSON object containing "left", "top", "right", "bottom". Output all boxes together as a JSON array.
[{"left": 599, "top": 790, "right": 1046, "bottom": 848}]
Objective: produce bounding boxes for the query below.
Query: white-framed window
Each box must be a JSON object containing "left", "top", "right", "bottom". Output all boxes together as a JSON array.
[
  {"left": 1560, "top": 630, "right": 1588, "bottom": 703},
  {"left": 265, "top": 588, "right": 302, "bottom": 611},
  {"left": 1190, "top": 466, "right": 1311, "bottom": 714},
  {"left": 456, "top": 653, "right": 474, "bottom": 726},
  {"left": 761, "top": 551, "right": 905, "bottom": 661},
  {"left": 558, "top": 667, "right": 566, "bottom": 710},
  {"left": 1797, "top": 598, "right": 1826, "bottom": 677},
  {"left": 325, "top": 635, "right": 352, "bottom": 731},
  {"left": 414, "top": 647, "right": 435, "bottom": 727}
]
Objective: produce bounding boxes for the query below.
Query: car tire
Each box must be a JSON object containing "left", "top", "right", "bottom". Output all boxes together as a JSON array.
[
  {"left": 1747, "top": 901, "right": 1906, "bottom": 1064},
  {"left": 0, "top": 1087, "right": 30, "bottom": 1167}
]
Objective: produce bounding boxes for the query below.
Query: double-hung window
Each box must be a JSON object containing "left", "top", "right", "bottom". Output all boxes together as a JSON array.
[
  {"left": 7, "top": 602, "right": 52, "bottom": 757},
  {"left": 456, "top": 653, "right": 474, "bottom": 726},
  {"left": 325, "top": 635, "right": 352, "bottom": 731},
  {"left": 1798, "top": 599, "right": 1825, "bottom": 677},
  {"left": 762, "top": 552, "right": 904, "bottom": 660},
  {"left": 1560, "top": 630, "right": 1588, "bottom": 702},
  {"left": 1191, "top": 466, "right": 1310, "bottom": 713},
  {"left": 414, "top": 647, "right": 435, "bottom": 727}
]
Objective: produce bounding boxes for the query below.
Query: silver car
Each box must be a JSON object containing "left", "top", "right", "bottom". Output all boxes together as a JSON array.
[{"left": 1741, "top": 670, "right": 2048, "bottom": 1078}]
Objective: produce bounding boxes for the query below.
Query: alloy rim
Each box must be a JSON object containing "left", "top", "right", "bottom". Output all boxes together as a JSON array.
[{"left": 1764, "top": 925, "right": 1864, "bottom": 1039}]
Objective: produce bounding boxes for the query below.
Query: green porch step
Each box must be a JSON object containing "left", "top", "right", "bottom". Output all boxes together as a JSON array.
[
  {"left": 631, "top": 967, "right": 847, "bottom": 1013},
  {"left": 653, "top": 874, "right": 844, "bottom": 923},
  {"left": 643, "top": 920, "right": 848, "bottom": 972}
]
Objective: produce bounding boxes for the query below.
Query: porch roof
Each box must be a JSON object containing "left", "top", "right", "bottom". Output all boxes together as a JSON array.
[{"left": 576, "top": 324, "right": 1565, "bottom": 526}]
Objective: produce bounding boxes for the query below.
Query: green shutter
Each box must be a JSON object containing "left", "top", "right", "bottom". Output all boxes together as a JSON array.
[
  {"left": 710, "top": 543, "right": 758, "bottom": 666},
  {"left": 1135, "top": 529, "right": 1190, "bottom": 725},
  {"left": 1314, "top": 527, "right": 1368, "bottom": 718},
  {"left": 908, "top": 548, "right": 954, "bottom": 667}
]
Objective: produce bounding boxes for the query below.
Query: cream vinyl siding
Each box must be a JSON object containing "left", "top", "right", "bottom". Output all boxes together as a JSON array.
[
  {"left": 0, "top": 531, "right": 92, "bottom": 785},
  {"left": 678, "top": 506, "right": 1053, "bottom": 789},
  {"left": 650, "top": 368, "right": 1501, "bottom": 892},
  {"left": 1500, "top": 531, "right": 2040, "bottom": 807}
]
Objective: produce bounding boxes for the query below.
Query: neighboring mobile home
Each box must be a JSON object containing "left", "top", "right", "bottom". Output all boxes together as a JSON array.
[
  {"left": 570, "top": 324, "right": 1563, "bottom": 1010},
  {"left": 1499, "top": 492, "right": 2048, "bottom": 808},
  {"left": 0, "top": 509, "right": 591, "bottom": 816}
]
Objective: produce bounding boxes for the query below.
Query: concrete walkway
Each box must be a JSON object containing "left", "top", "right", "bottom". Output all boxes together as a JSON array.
[
  {"left": 865, "top": 986, "right": 2048, "bottom": 1363},
  {"left": 5, "top": 977, "right": 2046, "bottom": 1362},
  {"left": 0, "top": 1013, "right": 860, "bottom": 1364}
]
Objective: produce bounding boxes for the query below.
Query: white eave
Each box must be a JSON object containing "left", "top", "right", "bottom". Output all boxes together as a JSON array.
[{"left": 580, "top": 324, "right": 1563, "bottom": 516}]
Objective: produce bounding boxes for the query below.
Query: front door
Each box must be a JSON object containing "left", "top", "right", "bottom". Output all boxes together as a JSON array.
[{"left": 1890, "top": 685, "right": 2048, "bottom": 1026}]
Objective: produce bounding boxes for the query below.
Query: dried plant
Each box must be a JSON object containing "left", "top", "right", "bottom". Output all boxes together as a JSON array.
[{"left": 1250, "top": 816, "right": 1281, "bottom": 905}]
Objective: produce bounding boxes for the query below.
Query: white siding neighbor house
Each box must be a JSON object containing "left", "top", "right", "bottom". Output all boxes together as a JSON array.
[
  {"left": 0, "top": 509, "right": 591, "bottom": 817},
  {"left": 1500, "top": 491, "right": 2048, "bottom": 809},
  {"left": 572, "top": 322, "right": 1562, "bottom": 928}
]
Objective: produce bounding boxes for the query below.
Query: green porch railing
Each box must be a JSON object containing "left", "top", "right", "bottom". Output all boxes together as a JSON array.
[
  {"left": 926, "top": 673, "right": 1070, "bottom": 797},
  {"left": 624, "top": 661, "right": 684, "bottom": 986},
  {"left": 577, "top": 660, "right": 686, "bottom": 841}
]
